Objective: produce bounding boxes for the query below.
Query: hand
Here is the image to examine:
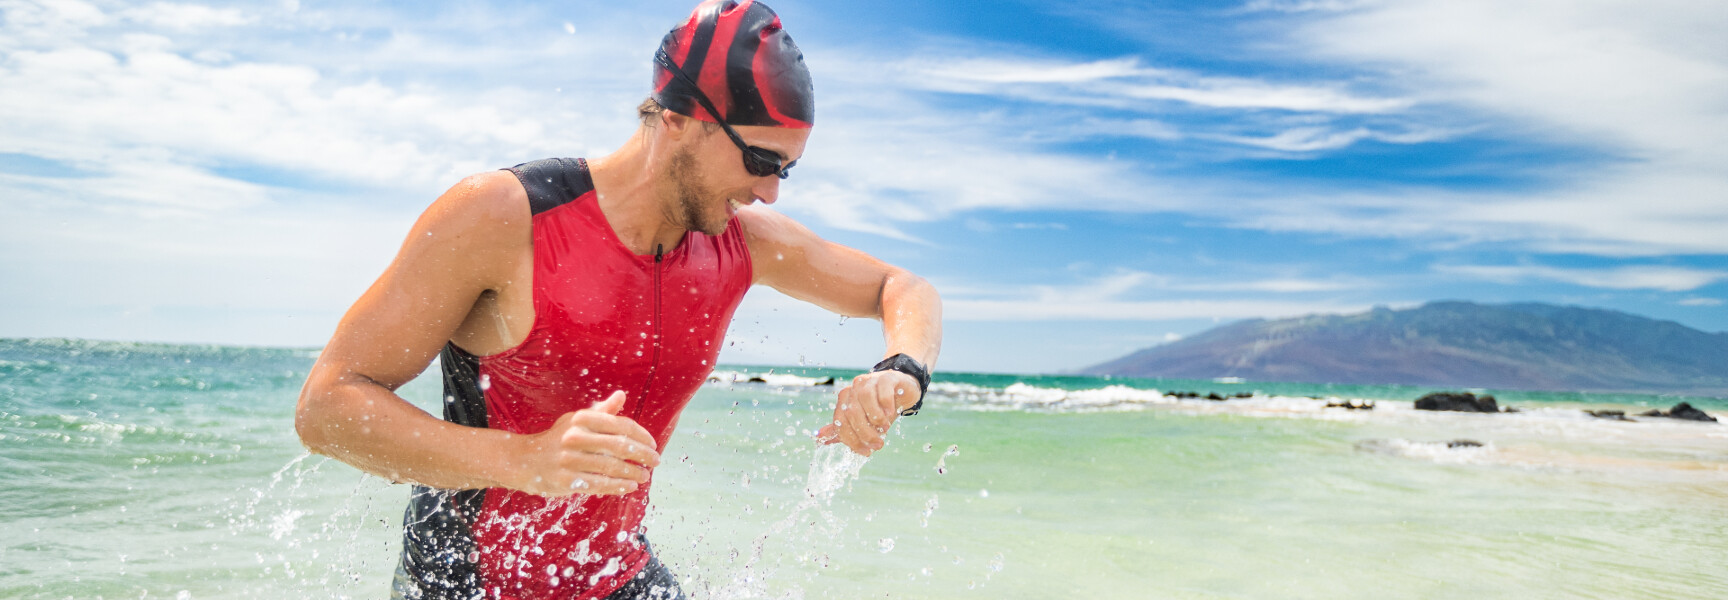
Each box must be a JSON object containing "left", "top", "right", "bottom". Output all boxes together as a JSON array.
[
  {"left": 816, "top": 370, "right": 919, "bottom": 457},
  {"left": 509, "top": 391, "right": 661, "bottom": 497}
]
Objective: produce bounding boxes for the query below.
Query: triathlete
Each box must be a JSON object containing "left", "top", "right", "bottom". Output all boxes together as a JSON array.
[{"left": 293, "top": 1, "right": 942, "bottom": 598}]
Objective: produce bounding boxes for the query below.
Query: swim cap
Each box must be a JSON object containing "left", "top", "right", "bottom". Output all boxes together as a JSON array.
[{"left": 652, "top": 0, "right": 814, "bottom": 128}]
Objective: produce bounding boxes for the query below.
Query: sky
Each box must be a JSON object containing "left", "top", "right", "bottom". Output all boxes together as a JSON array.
[{"left": 1, "top": 0, "right": 1725, "bottom": 374}]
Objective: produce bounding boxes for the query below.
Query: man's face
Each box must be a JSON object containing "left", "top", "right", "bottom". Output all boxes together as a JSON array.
[{"left": 668, "top": 121, "right": 810, "bottom": 235}]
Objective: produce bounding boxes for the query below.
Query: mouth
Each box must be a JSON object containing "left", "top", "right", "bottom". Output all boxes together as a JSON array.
[{"left": 727, "top": 198, "right": 745, "bottom": 215}]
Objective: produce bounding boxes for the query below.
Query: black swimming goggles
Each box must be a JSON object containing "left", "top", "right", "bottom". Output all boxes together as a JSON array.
[{"left": 654, "top": 50, "right": 797, "bottom": 180}]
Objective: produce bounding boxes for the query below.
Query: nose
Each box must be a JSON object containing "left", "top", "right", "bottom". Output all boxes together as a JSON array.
[{"left": 750, "top": 176, "right": 781, "bottom": 205}]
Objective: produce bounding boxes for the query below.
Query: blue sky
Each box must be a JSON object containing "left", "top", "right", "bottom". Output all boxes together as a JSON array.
[{"left": 1, "top": 0, "right": 1725, "bottom": 374}]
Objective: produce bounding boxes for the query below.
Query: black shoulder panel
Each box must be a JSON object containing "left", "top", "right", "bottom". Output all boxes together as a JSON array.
[{"left": 505, "top": 157, "right": 595, "bottom": 216}]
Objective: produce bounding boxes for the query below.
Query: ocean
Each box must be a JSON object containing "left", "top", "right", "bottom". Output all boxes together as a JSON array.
[{"left": 2, "top": 338, "right": 1725, "bottom": 599}]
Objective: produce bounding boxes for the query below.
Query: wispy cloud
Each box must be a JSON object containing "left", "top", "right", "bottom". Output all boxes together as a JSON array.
[
  {"left": 123, "top": 3, "right": 254, "bottom": 29},
  {"left": 1247, "top": 0, "right": 1728, "bottom": 255},
  {"left": 941, "top": 271, "right": 1374, "bottom": 321},
  {"left": 1436, "top": 264, "right": 1728, "bottom": 292},
  {"left": 904, "top": 55, "right": 1413, "bottom": 114}
]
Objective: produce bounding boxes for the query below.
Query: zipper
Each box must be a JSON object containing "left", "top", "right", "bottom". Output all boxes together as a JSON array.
[{"left": 637, "top": 244, "right": 664, "bottom": 419}]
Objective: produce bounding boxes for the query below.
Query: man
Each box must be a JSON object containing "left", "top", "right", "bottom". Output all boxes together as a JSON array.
[{"left": 293, "top": 1, "right": 942, "bottom": 598}]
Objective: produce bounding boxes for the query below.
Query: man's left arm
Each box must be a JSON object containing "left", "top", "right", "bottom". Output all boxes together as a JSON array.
[{"left": 737, "top": 207, "right": 942, "bottom": 456}]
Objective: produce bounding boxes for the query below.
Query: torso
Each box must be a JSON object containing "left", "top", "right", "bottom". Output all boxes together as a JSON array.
[{"left": 393, "top": 157, "right": 755, "bottom": 600}]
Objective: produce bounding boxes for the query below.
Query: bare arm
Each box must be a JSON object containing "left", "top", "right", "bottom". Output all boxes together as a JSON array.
[
  {"left": 295, "top": 171, "right": 659, "bottom": 495},
  {"left": 738, "top": 206, "right": 943, "bottom": 456}
]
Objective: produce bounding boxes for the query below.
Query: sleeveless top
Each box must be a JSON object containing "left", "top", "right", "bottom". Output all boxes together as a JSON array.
[{"left": 391, "top": 158, "right": 754, "bottom": 600}]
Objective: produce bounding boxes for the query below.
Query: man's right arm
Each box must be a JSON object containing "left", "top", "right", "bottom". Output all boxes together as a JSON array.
[{"left": 294, "top": 171, "right": 659, "bottom": 496}]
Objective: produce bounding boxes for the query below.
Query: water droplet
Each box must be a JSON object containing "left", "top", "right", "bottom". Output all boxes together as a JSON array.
[
  {"left": 979, "top": 489, "right": 989, "bottom": 498},
  {"left": 478, "top": 374, "right": 491, "bottom": 391},
  {"left": 878, "top": 538, "right": 895, "bottom": 553}
]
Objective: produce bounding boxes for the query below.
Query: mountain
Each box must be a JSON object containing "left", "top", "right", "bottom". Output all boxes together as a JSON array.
[{"left": 1081, "top": 301, "right": 1728, "bottom": 395}]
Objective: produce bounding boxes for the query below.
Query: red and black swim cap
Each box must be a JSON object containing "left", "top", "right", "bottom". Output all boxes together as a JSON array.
[{"left": 653, "top": 0, "right": 814, "bottom": 128}]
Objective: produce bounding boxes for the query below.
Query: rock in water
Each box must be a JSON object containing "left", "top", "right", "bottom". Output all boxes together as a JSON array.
[
  {"left": 1639, "top": 402, "right": 1718, "bottom": 422},
  {"left": 1326, "top": 399, "right": 1375, "bottom": 410},
  {"left": 1414, "top": 392, "right": 1500, "bottom": 413},
  {"left": 1586, "top": 410, "right": 1633, "bottom": 421}
]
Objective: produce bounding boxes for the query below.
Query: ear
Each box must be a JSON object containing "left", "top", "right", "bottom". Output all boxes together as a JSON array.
[{"left": 662, "top": 109, "right": 696, "bottom": 140}]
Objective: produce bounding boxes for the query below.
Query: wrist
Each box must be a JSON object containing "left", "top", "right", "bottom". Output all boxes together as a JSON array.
[
  {"left": 492, "top": 430, "right": 537, "bottom": 491},
  {"left": 872, "top": 353, "right": 930, "bottom": 416}
]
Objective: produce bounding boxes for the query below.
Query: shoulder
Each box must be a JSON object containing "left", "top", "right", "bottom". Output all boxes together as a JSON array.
[
  {"left": 392, "top": 170, "right": 532, "bottom": 291},
  {"left": 422, "top": 170, "right": 531, "bottom": 242},
  {"left": 735, "top": 204, "right": 815, "bottom": 249}
]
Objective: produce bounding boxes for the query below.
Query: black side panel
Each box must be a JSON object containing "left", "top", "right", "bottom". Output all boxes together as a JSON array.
[
  {"left": 438, "top": 343, "right": 488, "bottom": 428},
  {"left": 392, "top": 487, "right": 486, "bottom": 599},
  {"left": 505, "top": 157, "right": 595, "bottom": 216},
  {"left": 390, "top": 343, "right": 492, "bottom": 599}
]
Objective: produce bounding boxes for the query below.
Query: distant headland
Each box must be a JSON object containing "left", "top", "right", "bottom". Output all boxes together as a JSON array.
[{"left": 1082, "top": 301, "right": 1728, "bottom": 396}]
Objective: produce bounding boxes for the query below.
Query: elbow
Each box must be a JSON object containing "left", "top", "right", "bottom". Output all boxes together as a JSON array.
[
  {"left": 294, "top": 375, "right": 340, "bottom": 456},
  {"left": 884, "top": 268, "right": 940, "bottom": 307}
]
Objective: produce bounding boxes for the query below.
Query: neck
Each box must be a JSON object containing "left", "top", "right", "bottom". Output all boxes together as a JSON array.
[{"left": 588, "top": 128, "right": 687, "bottom": 255}]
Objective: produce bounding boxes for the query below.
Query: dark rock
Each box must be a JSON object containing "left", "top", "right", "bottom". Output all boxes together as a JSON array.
[
  {"left": 1585, "top": 410, "right": 1633, "bottom": 421},
  {"left": 1446, "top": 439, "right": 1484, "bottom": 448},
  {"left": 746, "top": 376, "right": 768, "bottom": 384},
  {"left": 1326, "top": 399, "right": 1375, "bottom": 410},
  {"left": 816, "top": 376, "right": 837, "bottom": 386},
  {"left": 1640, "top": 402, "right": 1718, "bottom": 422},
  {"left": 1205, "top": 392, "right": 1226, "bottom": 401},
  {"left": 1231, "top": 392, "right": 1253, "bottom": 399},
  {"left": 1414, "top": 392, "right": 1500, "bottom": 413}
]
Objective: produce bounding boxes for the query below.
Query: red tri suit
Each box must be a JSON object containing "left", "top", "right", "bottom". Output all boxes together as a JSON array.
[{"left": 391, "top": 158, "right": 753, "bottom": 600}]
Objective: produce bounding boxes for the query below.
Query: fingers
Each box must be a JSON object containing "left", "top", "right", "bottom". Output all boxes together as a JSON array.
[
  {"left": 573, "top": 409, "right": 660, "bottom": 454},
  {"left": 815, "top": 424, "right": 840, "bottom": 444},
  {"left": 833, "top": 387, "right": 882, "bottom": 456},
  {"left": 562, "top": 428, "right": 661, "bottom": 468},
  {"left": 560, "top": 449, "right": 650, "bottom": 483},
  {"left": 859, "top": 374, "right": 899, "bottom": 433},
  {"left": 592, "top": 390, "right": 627, "bottom": 415},
  {"left": 557, "top": 472, "right": 640, "bottom": 497}
]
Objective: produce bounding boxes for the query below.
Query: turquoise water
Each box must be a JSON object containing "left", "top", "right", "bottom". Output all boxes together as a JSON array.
[{"left": 2, "top": 338, "right": 1725, "bottom": 598}]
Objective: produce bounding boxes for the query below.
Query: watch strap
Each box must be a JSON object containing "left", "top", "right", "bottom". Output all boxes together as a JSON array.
[{"left": 872, "top": 353, "right": 930, "bottom": 416}]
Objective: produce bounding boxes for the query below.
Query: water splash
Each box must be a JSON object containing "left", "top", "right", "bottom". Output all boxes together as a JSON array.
[{"left": 704, "top": 444, "right": 869, "bottom": 599}]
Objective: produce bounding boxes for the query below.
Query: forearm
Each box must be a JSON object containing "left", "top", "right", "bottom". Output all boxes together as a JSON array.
[
  {"left": 296, "top": 368, "right": 525, "bottom": 491},
  {"left": 879, "top": 269, "right": 942, "bottom": 369}
]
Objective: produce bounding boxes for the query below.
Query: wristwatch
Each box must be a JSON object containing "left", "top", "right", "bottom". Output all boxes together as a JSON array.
[{"left": 872, "top": 353, "right": 931, "bottom": 416}]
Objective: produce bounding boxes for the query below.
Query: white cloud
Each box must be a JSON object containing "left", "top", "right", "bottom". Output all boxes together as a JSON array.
[
  {"left": 1242, "top": 0, "right": 1728, "bottom": 255},
  {"left": 940, "top": 271, "right": 1374, "bottom": 321},
  {"left": 1436, "top": 264, "right": 1728, "bottom": 292},
  {"left": 123, "top": 3, "right": 254, "bottom": 30},
  {"left": 1679, "top": 297, "right": 1723, "bottom": 307},
  {"left": 1237, "top": 0, "right": 1374, "bottom": 14},
  {"left": 903, "top": 55, "right": 1413, "bottom": 114},
  {"left": 1212, "top": 125, "right": 1454, "bottom": 152},
  {"left": 947, "top": 297, "right": 1370, "bottom": 322}
]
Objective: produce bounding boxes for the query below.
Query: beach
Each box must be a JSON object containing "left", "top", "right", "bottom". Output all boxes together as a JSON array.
[{"left": 2, "top": 338, "right": 1724, "bottom": 598}]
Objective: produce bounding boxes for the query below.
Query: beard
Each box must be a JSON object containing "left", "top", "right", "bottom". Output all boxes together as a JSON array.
[{"left": 667, "top": 146, "right": 727, "bottom": 236}]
